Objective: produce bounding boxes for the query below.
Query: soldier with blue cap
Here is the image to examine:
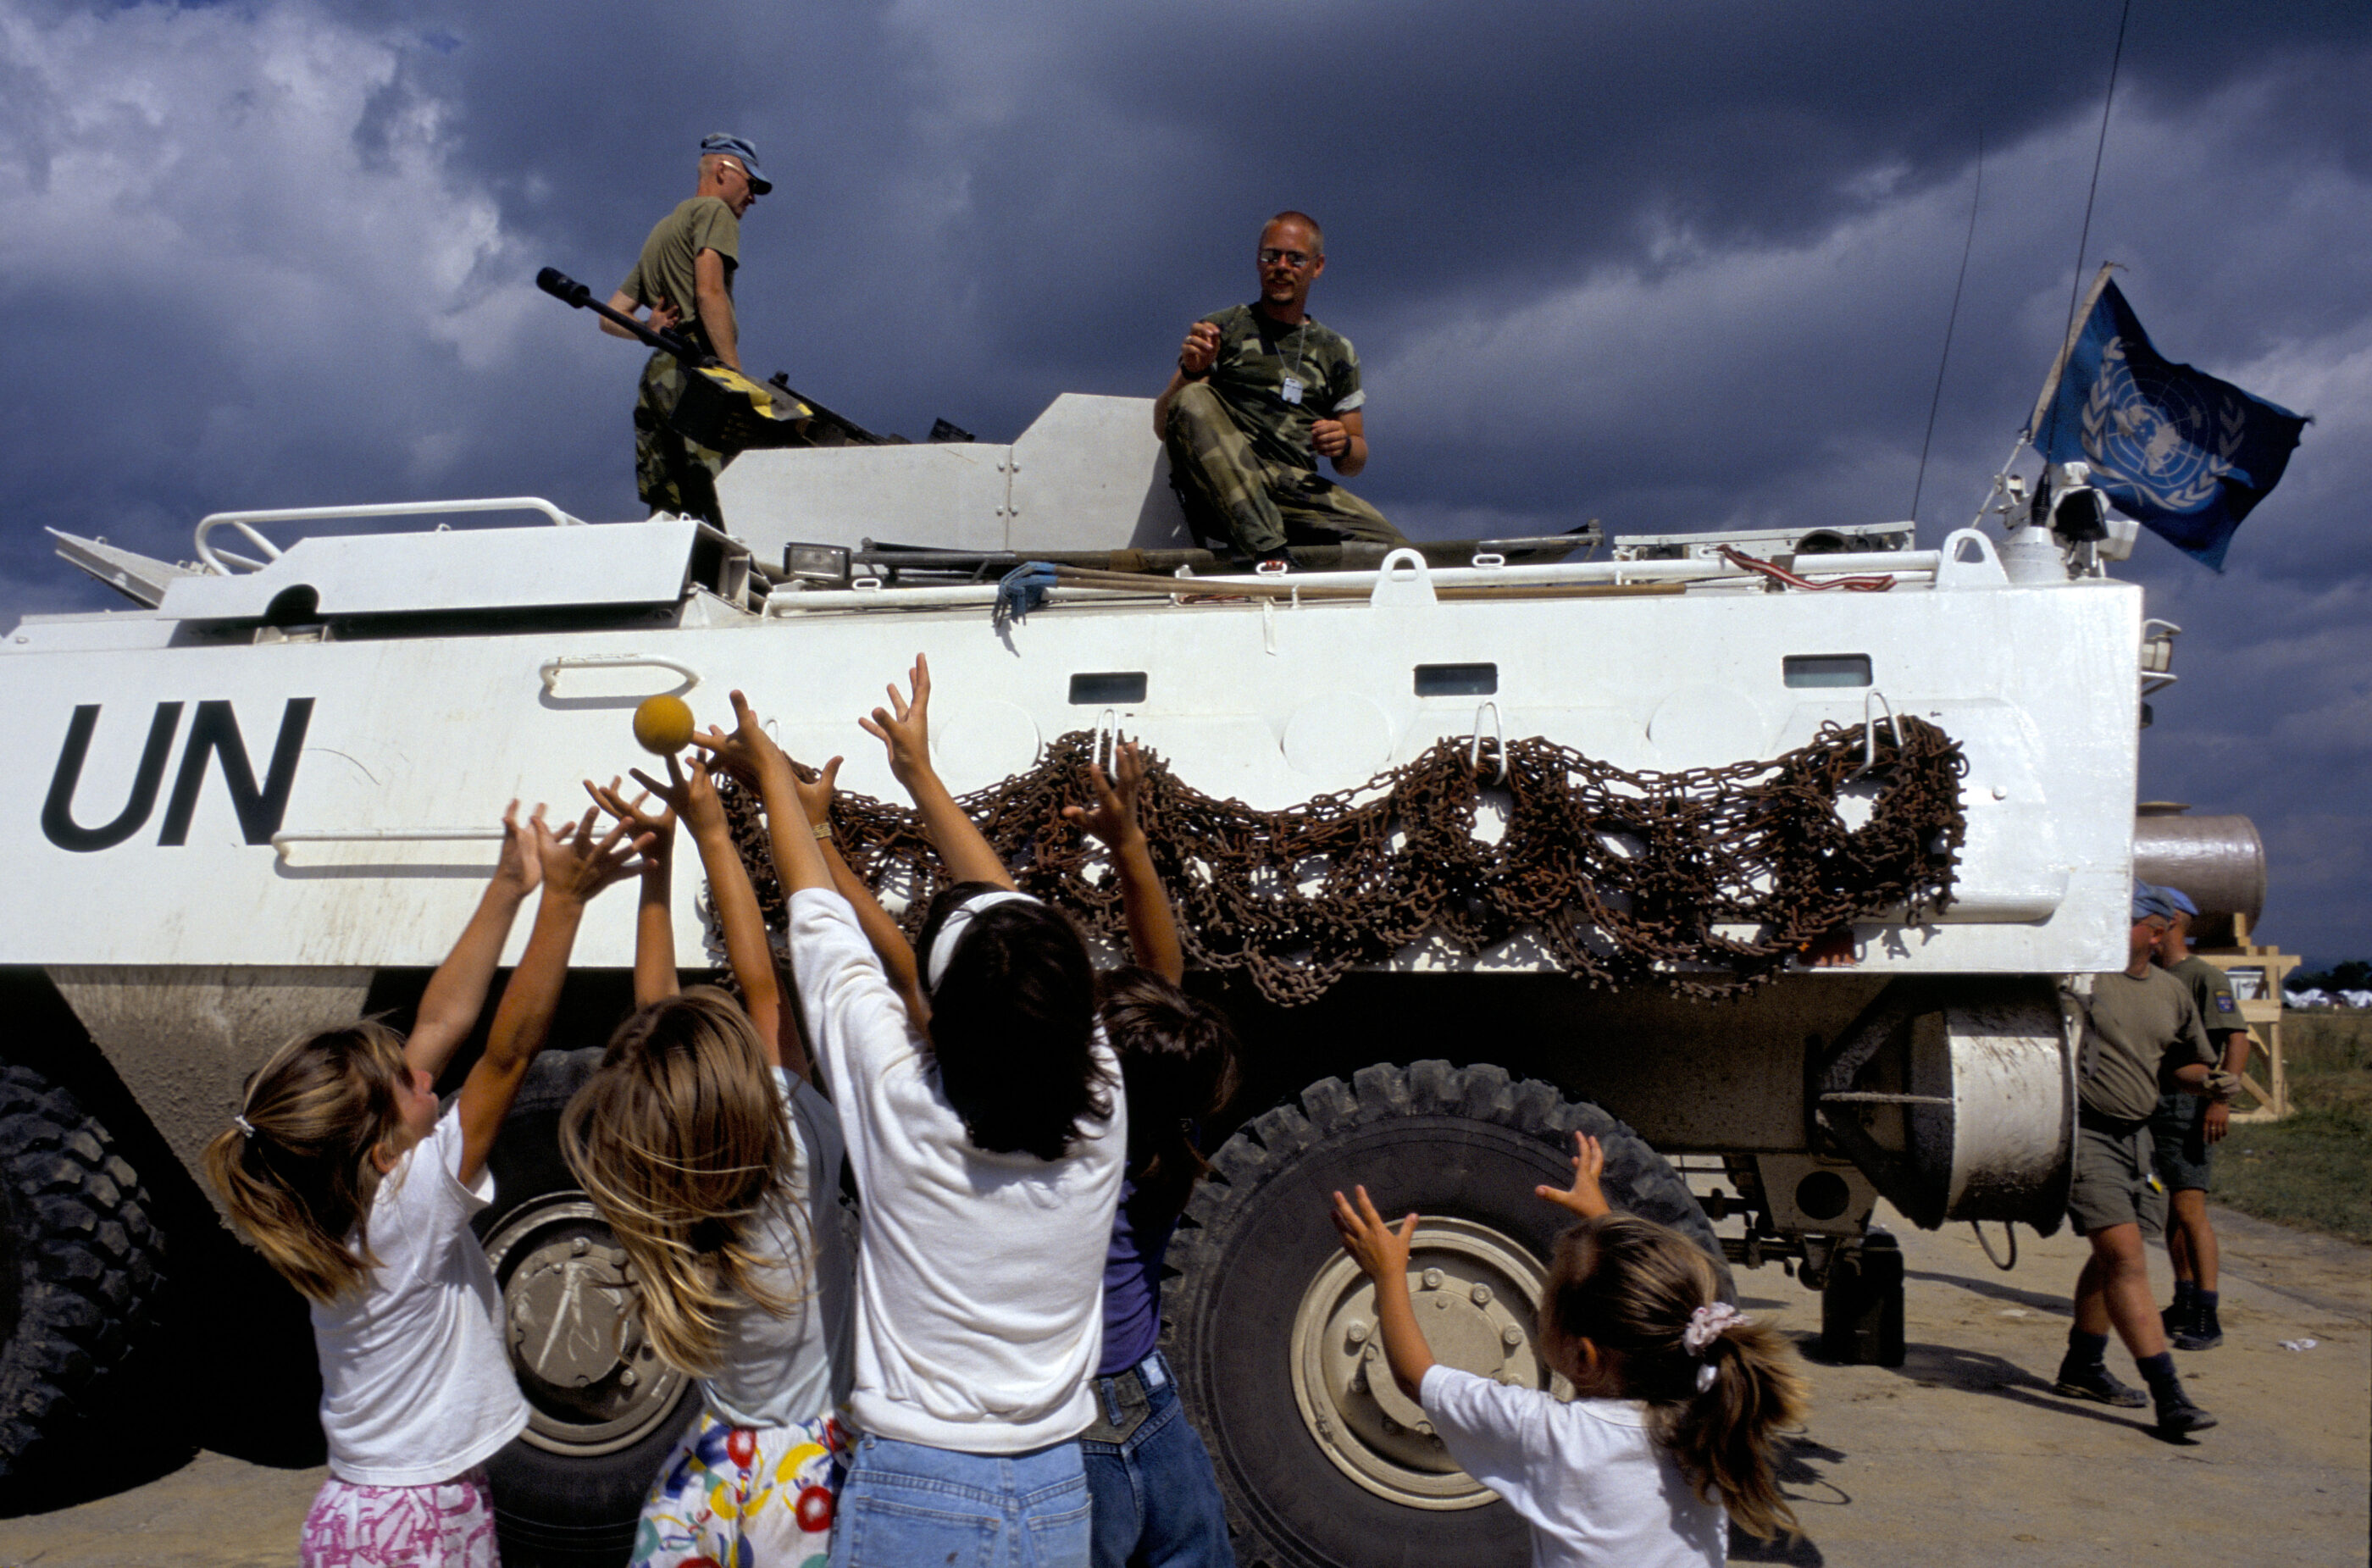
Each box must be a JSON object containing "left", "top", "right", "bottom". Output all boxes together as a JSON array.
[
  {"left": 2146, "top": 884, "right": 2251, "bottom": 1351},
  {"left": 2051, "top": 880, "right": 2226, "bottom": 1435},
  {"left": 600, "top": 134, "right": 773, "bottom": 524}
]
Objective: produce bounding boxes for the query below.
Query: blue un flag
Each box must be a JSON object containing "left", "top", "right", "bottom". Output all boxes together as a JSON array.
[{"left": 2037, "top": 280, "right": 2308, "bottom": 570}]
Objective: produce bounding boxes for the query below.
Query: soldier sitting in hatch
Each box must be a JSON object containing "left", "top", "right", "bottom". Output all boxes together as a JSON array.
[{"left": 1152, "top": 211, "right": 1408, "bottom": 568}]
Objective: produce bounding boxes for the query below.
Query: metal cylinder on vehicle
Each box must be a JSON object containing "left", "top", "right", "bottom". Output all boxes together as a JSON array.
[{"left": 2133, "top": 807, "right": 2264, "bottom": 923}]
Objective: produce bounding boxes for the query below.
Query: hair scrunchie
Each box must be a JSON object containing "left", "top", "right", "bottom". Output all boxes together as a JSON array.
[{"left": 1683, "top": 1301, "right": 1746, "bottom": 1389}]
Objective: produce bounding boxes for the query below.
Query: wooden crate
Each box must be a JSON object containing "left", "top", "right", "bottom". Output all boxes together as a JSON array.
[{"left": 2192, "top": 914, "right": 2301, "bottom": 1122}]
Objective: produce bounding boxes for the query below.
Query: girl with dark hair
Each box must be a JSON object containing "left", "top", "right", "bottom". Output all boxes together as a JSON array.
[
  {"left": 205, "top": 803, "right": 646, "bottom": 1568},
  {"left": 1060, "top": 744, "right": 1239, "bottom": 1568},
  {"left": 1331, "top": 1136, "right": 1809, "bottom": 1566},
  {"left": 695, "top": 659, "right": 1124, "bottom": 1568},
  {"left": 566, "top": 752, "right": 856, "bottom": 1568}
]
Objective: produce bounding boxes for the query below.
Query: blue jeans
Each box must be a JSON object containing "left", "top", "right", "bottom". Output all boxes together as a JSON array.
[
  {"left": 1081, "top": 1352, "right": 1232, "bottom": 1568},
  {"left": 828, "top": 1433, "right": 1092, "bottom": 1568}
]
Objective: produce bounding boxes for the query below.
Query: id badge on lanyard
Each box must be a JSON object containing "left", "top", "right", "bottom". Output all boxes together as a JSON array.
[{"left": 1280, "top": 376, "right": 1305, "bottom": 406}]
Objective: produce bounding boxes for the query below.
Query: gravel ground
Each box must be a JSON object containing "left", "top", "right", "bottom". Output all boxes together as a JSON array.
[{"left": 2, "top": 1201, "right": 2363, "bottom": 1568}]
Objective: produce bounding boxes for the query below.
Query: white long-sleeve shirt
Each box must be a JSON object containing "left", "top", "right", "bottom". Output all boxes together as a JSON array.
[{"left": 790, "top": 887, "right": 1124, "bottom": 1452}]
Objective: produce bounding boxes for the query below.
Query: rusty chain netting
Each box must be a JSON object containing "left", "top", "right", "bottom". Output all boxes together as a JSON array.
[{"left": 714, "top": 718, "right": 1965, "bottom": 1006}]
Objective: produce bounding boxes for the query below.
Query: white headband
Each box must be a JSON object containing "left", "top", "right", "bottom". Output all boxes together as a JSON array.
[{"left": 923, "top": 890, "right": 1035, "bottom": 992}]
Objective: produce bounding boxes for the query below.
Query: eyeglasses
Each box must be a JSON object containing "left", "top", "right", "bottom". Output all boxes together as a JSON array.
[{"left": 1258, "top": 247, "right": 1315, "bottom": 269}]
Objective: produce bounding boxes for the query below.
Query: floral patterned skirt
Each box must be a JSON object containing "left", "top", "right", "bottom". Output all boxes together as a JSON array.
[
  {"left": 300, "top": 1464, "right": 498, "bottom": 1567},
  {"left": 633, "top": 1405, "right": 851, "bottom": 1568}
]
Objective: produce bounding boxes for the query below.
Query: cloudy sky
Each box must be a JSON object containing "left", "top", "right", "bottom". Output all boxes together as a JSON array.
[{"left": 3, "top": 0, "right": 2365, "bottom": 961}]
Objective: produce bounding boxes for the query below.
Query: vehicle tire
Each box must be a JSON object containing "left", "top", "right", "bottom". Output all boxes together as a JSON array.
[
  {"left": 0, "top": 1061, "right": 167, "bottom": 1498},
  {"left": 1164, "top": 1060, "right": 1726, "bottom": 1568},
  {"left": 477, "top": 1047, "right": 696, "bottom": 1568}
]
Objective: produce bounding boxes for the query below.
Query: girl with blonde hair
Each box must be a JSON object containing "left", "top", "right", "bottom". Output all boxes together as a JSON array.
[
  {"left": 566, "top": 750, "right": 855, "bottom": 1568},
  {"left": 206, "top": 803, "right": 647, "bottom": 1568},
  {"left": 1332, "top": 1134, "right": 1809, "bottom": 1567}
]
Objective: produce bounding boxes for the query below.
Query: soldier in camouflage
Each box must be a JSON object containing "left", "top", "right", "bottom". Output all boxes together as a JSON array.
[
  {"left": 601, "top": 134, "right": 771, "bottom": 525},
  {"left": 1153, "top": 212, "right": 1406, "bottom": 567}
]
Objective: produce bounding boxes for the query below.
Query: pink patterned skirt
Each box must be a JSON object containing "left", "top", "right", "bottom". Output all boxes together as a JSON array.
[{"left": 300, "top": 1464, "right": 499, "bottom": 1567}]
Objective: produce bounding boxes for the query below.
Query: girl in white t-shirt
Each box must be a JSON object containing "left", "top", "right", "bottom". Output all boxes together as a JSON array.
[
  {"left": 563, "top": 752, "right": 856, "bottom": 1568},
  {"left": 692, "top": 662, "right": 1125, "bottom": 1568},
  {"left": 1331, "top": 1134, "right": 1808, "bottom": 1567},
  {"left": 205, "top": 803, "right": 648, "bottom": 1568}
]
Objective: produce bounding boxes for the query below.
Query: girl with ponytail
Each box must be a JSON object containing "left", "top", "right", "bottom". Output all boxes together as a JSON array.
[
  {"left": 205, "top": 801, "right": 648, "bottom": 1568},
  {"left": 1332, "top": 1135, "right": 1808, "bottom": 1566}
]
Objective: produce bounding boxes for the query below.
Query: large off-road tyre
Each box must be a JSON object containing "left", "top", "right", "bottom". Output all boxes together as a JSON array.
[
  {"left": 0, "top": 1061, "right": 167, "bottom": 1499},
  {"left": 479, "top": 1047, "right": 697, "bottom": 1568},
  {"left": 1165, "top": 1060, "right": 1725, "bottom": 1568}
]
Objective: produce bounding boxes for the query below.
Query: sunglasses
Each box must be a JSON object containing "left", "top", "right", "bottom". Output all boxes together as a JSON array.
[{"left": 1258, "top": 247, "right": 1316, "bottom": 269}]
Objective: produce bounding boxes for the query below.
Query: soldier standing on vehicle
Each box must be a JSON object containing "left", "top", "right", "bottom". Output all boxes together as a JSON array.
[
  {"left": 601, "top": 133, "right": 771, "bottom": 525},
  {"left": 1152, "top": 211, "right": 1407, "bottom": 568},
  {"left": 2148, "top": 886, "right": 2253, "bottom": 1351},
  {"left": 2052, "top": 883, "right": 2231, "bottom": 1435}
]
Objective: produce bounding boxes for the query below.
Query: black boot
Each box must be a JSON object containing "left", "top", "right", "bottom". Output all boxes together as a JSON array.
[
  {"left": 2053, "top": 1359, "right": 2148, "bottom": 1408},
  {"left": 2160, "top": 1280, "right": 2197, "bottom": 1340},
  {"left": 2172, "top": 1294, "right": 2224, "bottom": 1352},
  {"left": 2153, "top": 1380, "right": 2219, "bottom": 1434}
]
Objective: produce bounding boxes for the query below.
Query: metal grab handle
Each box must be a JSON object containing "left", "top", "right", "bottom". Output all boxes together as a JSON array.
[
  {"left": 538, "top": 655, "right": 701, "bottom": 696},
  {"left": 195, "top": 497, "right": 586, "bottom": 574},
  {"left": 271, "top": 827, "right": 503, "bottom": 862},
  {"left": 1468, "top": 701, "right": 1508, "bottom": 785},
  {"left": 1858, "top": 690, "right": 1901, "bottom": 777},
  {"left": 1093, "top": 708, "right": 1123, "bottom": 774}
]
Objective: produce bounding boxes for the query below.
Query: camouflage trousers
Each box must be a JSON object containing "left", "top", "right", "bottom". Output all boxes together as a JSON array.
[
  {"left": 634, "top": 345, "right": 729, "bottom": 526},
  {"left": 1162, "top": 382, "right": 1405, "bottom": 561}
]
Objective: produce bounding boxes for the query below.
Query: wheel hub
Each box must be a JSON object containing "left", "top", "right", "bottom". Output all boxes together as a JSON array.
[
  {"left": 1289, "top": 1216, "right": 1564, "bottom": 1510},
  {"left": 482, "top": 1197, "right": 688, "bottom": 1457}
]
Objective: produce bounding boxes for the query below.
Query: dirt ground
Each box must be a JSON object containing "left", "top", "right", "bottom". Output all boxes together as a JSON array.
[{"left": 2, "top": 1201, "right": 2364, "bottom": 1568}]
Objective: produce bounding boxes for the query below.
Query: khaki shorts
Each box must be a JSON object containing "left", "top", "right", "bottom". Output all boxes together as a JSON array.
[
  {"left": 2068, "top": 1115, "right": 2157, "bottom": 1236},
  {"left": 2151, "top": 1091, "right": 2214, "bottom": 1194}
]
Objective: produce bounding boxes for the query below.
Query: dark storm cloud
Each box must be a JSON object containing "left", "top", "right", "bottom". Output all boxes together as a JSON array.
[{"left": 1, "top": 0, "right": 2366, "bottom": 956}]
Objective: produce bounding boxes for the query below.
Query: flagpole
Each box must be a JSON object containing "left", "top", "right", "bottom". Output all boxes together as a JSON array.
[{"left": 2022, "top": 261, "right": 2121, "bottom": 443}]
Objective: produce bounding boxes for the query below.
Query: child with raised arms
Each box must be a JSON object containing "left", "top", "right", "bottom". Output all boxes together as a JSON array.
[
  {"left": 565, "top": 751, "right": 856, "bottom": 1568},
  {"left": 695, "top": 659, "right": 1125, "bottom": 1568},
  {"left": 1331, "top": 1136, "right": 1808, "bottom": 1568},
  {"left": 206, "top": 803, "right": 647, "bottom": 1568}
]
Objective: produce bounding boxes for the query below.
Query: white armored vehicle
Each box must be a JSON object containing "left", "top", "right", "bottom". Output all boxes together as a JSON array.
[{"left": 0, "top": 390, "right": 2247, "bottom": 1566}]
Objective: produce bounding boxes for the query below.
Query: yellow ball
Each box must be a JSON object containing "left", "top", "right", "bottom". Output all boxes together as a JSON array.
[{"left": 633, "top": 694, "right": 696, "bottom": 755}]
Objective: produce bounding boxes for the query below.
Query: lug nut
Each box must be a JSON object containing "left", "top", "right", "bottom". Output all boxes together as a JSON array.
[
  {"left": 570, "top": 1237, "right": 589, "bottom": 1257},
  {"left": 1345, "top": 1320, "right": 1369, "bottom": 1344},
  {"left": 620, "top": 1367, "right": 638, "bottom": 1388},
  {"left": 1470, "top": 1283, "right": 1494, "bottom": 1306},
  {"left": 1421, "top": 1268, "right": 1444, "bottom": 1290},
  {"left": 1502, "top": 1326, "right": 1525, "bottom": 1348}
]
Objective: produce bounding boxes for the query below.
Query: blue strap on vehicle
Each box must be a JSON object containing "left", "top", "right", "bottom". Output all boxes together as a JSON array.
[{"left": 994, "top": 561, "right": 1059, "bottom": 629}]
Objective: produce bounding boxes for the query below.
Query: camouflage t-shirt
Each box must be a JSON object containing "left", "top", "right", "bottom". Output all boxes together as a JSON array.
[
  {"left": 1196, "top": 303, "right": 1366, "bottom": 472},
  {"left": 619, "top": 196, "right": 740, "bottom": 332},
  {"left": 2077, "top": 966, "right": 2214, "bottom": 1122},
  {"left": 2170, "top": 955, "right": 2245, "bottom": 1043}
]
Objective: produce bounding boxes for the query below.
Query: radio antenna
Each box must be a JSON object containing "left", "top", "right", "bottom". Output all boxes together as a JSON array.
[
  {"left": 2039, "top": 0, "right": 2134, "bottom": 452},
  {"left": 1911, "top": 127, "right": 1984, "bottom": 529}
]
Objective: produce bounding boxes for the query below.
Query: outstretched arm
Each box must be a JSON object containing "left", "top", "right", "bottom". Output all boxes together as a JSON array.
[
  {"left": 858, "top": 654, "right": 1014, "bottom": 889},
  {"left": 629, "top": 752, "right": 800, "bottom": 1079},
  {"left": 453, "top": 807, "right": 647, "bottom": 1186},
  {"left": 407, "top": 801, "right": 541, "bottom": 1083},
  {"left": 1330, "top": 1184, "right": 1434, "bottom": 1400},
  {"left": 1062, "top": 742, "right": 1182, "bottom": 984},
  {"left": 590, "top": 778, "right": 679, "bottom": 1008},
  {"left": 782, "top": 751, "right": 929, "bottom": 1026}
]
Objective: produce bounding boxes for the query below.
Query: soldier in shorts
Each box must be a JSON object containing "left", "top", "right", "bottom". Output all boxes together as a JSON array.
[
  {"left": 2148, "top": 887, "right": 2253, "bottom": 1350},
  {"left": 2053, "top": 883, "right": 2227, "bottom": 1435},
  {"left": 1152, "top": 211, "right": 1407, "bottom": 568},
  {"left": 598, "top": 134, "right": 771, "bottom": 525}
]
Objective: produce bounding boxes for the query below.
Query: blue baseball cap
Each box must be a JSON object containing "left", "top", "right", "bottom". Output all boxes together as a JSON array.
[{"left": 700, "top": 134, "right": 772, "bottom": 195}]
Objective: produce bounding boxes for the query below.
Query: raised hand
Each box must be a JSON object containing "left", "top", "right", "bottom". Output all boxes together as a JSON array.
[
  {"left": 625, "top": 752, "right": 728, "bottom": 840},
  {"left": 1330, "top": 1184, "right": 1417, "bottom": 1283},
  {"left": 1536, "top": 1132, "right": 1611, "bottom": 1220},
  {"left": 1061, "top": 741, "right": 1148, "bottom": 850},
  {"left": 490, "top": 799, "right": 542, "bottom": 899},
  {"left": 689, "top": 688, "right": 790, "bottom": 788},
  {"left": 535, "top": 804, "right": 650, "bottom": 904},
  {"left": 587, "top": 776, "right": 675, "bottom": 852},
  {"left": 857, "top": 654, "right": 935, "bottom": 788},
  {"left": 788, "top": 753, "right": 844, "bottom": 834},
  {"left": 1178, "top": 320, "right": 1222, "bottom": 378}
]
